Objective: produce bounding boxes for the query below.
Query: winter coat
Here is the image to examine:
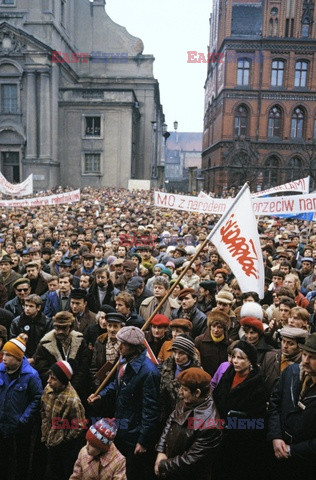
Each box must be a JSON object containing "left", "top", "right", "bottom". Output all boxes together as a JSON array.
[
  {"left": 212, "top": 364, "right": 267, "bottom": 479},
  {"left": 145, "top": 330, "right": 170, "bottom": 359},
  {"left": 194, "top": 329, "right": 229, "bottom": 376},
  {"left": 27, "top": 273, "right": 48, "bottom": 296},
  {"left": 99, "top": 349, "right": 160, "bottom": 449},
  {"left": 70, "top": 443, "right": 127, "bottom": 480},
  {"left": 139, "top": 295, "right": 178, "bottom": 322},
  {"left": 241, "top": 334, "right": 274, "bottom": 366},
  {"left": 260, "top": 349, "right": 282, "bottom": 398},
  {"left": 4, "top": 296, "right": 24, "bottom": 317},
  {"left": 87, "top": 280, "right": 119, "bottom": 313},
  {"left": 267, "top": 363, "right": 316, "bottom": 462},
  {"left": 0, "top": 357, "right": 43, "bottom": 437},
  {"left": 72, "top": 307, "right": 96, "bottom": 336},
  {"left": 124, "top": 310, "right": 145, "bottom": 328},
  {"left": 10, "top": 311, "right": 53, "bottom": 357},
  {"left": 34, "top": 329, "right": 90, "bottom": 401},
  {"left": 171, "top": 306, "right": 207, "bottom": 339},
  {"left": 0, "top": 270, "right": 21, "bottom": 300},
  {"left": 159, "top": 354, "right": 201, "bottom": 425},
  {"left": 90, "top": 332, "right": 120, "bottom": 389},
  {"left": 156, "top": 395, "right": 222, "bottom": 480}
]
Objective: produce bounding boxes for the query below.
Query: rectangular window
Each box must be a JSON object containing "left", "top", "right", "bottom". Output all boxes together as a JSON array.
[
  {"left": 2, "top": 0, "right": 15, "bottom": 4},
  {"left": 85, "top": 116, "right": 101, "bottom": 137},
  {"left": 1, "top": 84, "right": 18, "bottom": 113},
  {"left": 237, "top": 59, "right": 250, "bottom": 86},
  {"left": 84, "top": 153, "right": 101, "bottom": 174},
  {"left": 295, "top": 61, "right": 308, "bottom": 87},
  {"left": 271, "top": 61, "right": 284, "bottom": 87}
]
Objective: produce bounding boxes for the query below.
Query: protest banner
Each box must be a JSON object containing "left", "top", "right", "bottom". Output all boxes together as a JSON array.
[
  {"left": 0, "top": 173, "right": 33, "bottom": 196},
  {"left": 0, "top": 189, "right": 80, "bottom": 207}
]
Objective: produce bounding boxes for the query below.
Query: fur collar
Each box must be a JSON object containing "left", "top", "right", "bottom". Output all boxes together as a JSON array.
[{"left": 40, "top": 329, "right": 84, "bottom": 361}]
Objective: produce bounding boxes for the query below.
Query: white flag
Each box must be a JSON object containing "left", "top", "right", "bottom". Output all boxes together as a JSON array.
[{"left": 208, "top": 183, "right": 265, "bottom": 299}]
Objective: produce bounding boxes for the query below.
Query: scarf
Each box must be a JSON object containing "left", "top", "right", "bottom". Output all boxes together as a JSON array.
[
  {"left": 106, "top": 338, "right": 120, "bottom": 364},
  {"left": 280, "top": 350, "right": 301, "bottom": 372},
  {"left": 211, "top": 333, "right": 225, "bottom": 343},
  {"left": 175, "top": 359, "right": 192, "bottom": 378}
]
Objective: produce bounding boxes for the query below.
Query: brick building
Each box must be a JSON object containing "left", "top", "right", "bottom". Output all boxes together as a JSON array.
[{"left": 202, "top": 0, "right": 316, "bottom": 195}]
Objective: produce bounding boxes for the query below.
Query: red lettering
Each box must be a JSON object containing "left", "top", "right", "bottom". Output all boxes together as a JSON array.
[
  {"left": 51, "top": 417, "right": 61, "bottom": 429},
  {"left": 80, "top": 53, "right": 89, "bottom": 63},
  {"left": 61, "top": 419, "right": 71, "bottom": 429},
  {"left": 51, "top": 51, "right": 63, "bottom": 63},
  {"left": 187, "top": 51, "right": 198, "bottom": 63},
  {"left": 71, "top": 418, "right": 79, "bottom": 429}
]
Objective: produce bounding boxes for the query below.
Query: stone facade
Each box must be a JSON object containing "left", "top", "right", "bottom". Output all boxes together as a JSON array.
[
  {"left": 0, "top": 0, "right": 163, "bottom": 190},
  {"left": 203, "top": 0, "right": 316, "bottom": 194}
]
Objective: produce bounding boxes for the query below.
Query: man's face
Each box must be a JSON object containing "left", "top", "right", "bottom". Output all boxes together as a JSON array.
[
  {"left": 47, "top": 372, "right": 65, "bottom": 393},
  {"left": 281, "top": 337, "right": 299, "bottom": 356},
  {"left": 5, "top": 245, "right": 15, "bottom": 255},
  {"left": 272, "top": 275, "right": 283, "bottom": 287},
  {"left": 210, "top": 254, "right": 219, "bottom": 264},
  {"left": 96, "top": 272, "right": 108, "bottom": 288},
  {"left": 106, "top": 321, "right": 121, "bottom": 340},
  {"left": 70, "top": 298, "right": 86, "bottom": 314},
  {"left": 48, "top": 280, "right": 59, "bottom": 292},
  {"left": 0, "top": 262, "right": 12, "bottom": 275},
  {"left": 288, "top": 313, "right": 307, "bottom": 329},
  {"left": 279, "top": 303, "right": 291, "bottom": 323},
  {"left": 119, "top": 341, "right": 136, "bottom": 358},
  {"left": 54, "top": 324, "right": 71, "bottom": 341},
  {"left": 123, "top": 267, "right": 134, "bottom": 280},
  {"left": 59, "top": 277, "right": 71, "bottom": 294},
  {"left": 181, "top": 294, "right": 196, "bottom": 311},
  {"left": 216, "top": 301, "right": 230, "bottom": 314},
  {"left": 15, "top": 283, "right": 31, "bottom": 301},
  {"left": 2, "top": 352, "right": 21, "bottom": 373},
  {"left": 79, "top": 275, "right": 90, "bottom": 290},
  {"left": 280, "top": 265, "right": 290, "bottom": 275},
  {"left": 60, "top": 242, "right": 69, "bottom": 253},
  {"left": 97, "top": 233, "right": 105, "bottom": 243},
  {"left": 24, "top": 301, "right": 40, "bottom": 318},
  {"left": 26, "top": 266, "right": 39, "bottom": 279},
  {"left": 117, "top": 246, "right": 126, "bottom": 258},
  {"left": 154, "top": 283, "right": 167, "bottom": 299},
  {"left": 301, "top": 350, "right": 316, "bottom": 377},
  {"left": 115, "top": 300, "right": 130, "bottom": 317},
  {"left": 301, "top": 261, "right": 313, "bottom": 274},
  {"left": 83, "top": 258, "right": 94, "bottom": 269},
  {"left": 151, "top": 325, "right": 167, "bottom": 339},
  {"left": 94, "top": 247, "right": 103, "bottom": 258}
]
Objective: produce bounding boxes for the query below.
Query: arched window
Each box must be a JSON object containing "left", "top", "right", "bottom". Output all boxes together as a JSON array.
[
  {"left": 295, "top": 61, "right": 308, "bottom": 87},
  {"left": 268, "top": 106, "right": 282, "bottom": 138},
  {"left": 234, "top": 105, "right": 248, "bottom": 137},
  {"left": 237, "top": 58, "right": 250, "bottom": 86},
  {"left": 264, "top": 157, "right": 279, "bottom": 187},
  {"left": 271, "top": 60, "right": 284, "bottom": 86},
  {"left": 288, "top": 157, "right": 302, "bottom": 182},
  {"left": 291, "top": 107, "right": 305, "bottom": 138}
]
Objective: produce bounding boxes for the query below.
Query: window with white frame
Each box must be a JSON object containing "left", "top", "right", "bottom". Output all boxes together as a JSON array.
[
  {"left": 84, "top": 116, "right": 101, "bottom": 137},
  {"left": 84, "top": 153, "right": 101, "bottom": 174},
  {"left": 295, "top": 61, "right": 308, "bottom": 87},
  {"left": 271, "top": 60, "right": 284, "bottom": 87}
]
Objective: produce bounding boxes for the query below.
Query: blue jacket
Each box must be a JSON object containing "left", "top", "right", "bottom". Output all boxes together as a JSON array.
[
  {"left": 44, "top": 290, "right": 71, "bottom": 320},
  {"left": 0, "top": 357, "right": 43, "bottom": 437},
  {"left": 99, "top": 349, "right": 160, "bottom": 448}
]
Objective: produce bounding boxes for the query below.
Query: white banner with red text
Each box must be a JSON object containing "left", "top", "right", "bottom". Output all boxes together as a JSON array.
[
  {"left": 154, "top": 190, "right": 316, "bottom": 216},
  {"left": 0, "top": 189, "right": 80, "bottom": 207},
  {"left": 208, "top": 184, "right": 264, "bottom": 298},
  {"left": 0, "top": 172, "right": 33, "bottom": 196}
]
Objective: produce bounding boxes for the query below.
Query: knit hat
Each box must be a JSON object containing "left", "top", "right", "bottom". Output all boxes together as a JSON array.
[
  {"left": 151, "top": 314, "right": 170, "bottom": 327},
  {"left": 2, "top": 335, "right": 26, "bottom": 361},
  {"left": 53, "top": 311, "right": 75, "bottom": 326},
  {"left": 170, "top": 319, "right": 193, "bottom": 332},
  {"left": 215, "top": 290, "right": 234, "bottom": 305},
  {"left": 233, "top": 340, "right": 257, "bottom": 367},
  {"left": 161, "top": 267, "right": 172, "bottom": 279},
  {"left": 240, "top": 316, "right": 264, "bottom": 334},
  {"left": 116, "top": 326, "right": 145, "bottom": 345},
  {"left": 240, "top": 302, "right": 263, "bottom": 320},
  {"left": 86, "top": 418, "right": 118, "bottom": 452},
  {"left": 50, "top": 361, "right": 73, "bottom": 385},
  {"left": 199, "top": 280, "right": 217, "bottom": 294},
  {"left": 170, "top": 334, "right": 196, "bottom": 358},
  {"left": 207, "top": 310, "right": 231, "bottom": 331},
  {"left": 178, "top": 367, "right": 211, "bottom": 389}
]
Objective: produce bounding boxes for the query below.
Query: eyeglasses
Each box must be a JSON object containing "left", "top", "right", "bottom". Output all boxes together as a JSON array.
[{"left": 16, "top": 288, "right": 29, "bottom": 292}]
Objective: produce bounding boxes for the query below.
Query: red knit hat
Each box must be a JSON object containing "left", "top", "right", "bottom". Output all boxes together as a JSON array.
[
  {"left": 50, "top": 361, "right": 73, "bottom": 385},
  {"left": 151, "top": 314, "right": 170, "bottom": 327},
  {"left": 86, "top": 418, "right": 118, "bottom": 452},
  {"left": 240, "top": 316, "right": 264, "bottom": 333}
]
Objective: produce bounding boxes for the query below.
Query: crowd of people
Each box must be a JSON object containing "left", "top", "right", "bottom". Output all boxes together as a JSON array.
[{"left": 0, "top": 186, "right": 316, "bottom": 480}]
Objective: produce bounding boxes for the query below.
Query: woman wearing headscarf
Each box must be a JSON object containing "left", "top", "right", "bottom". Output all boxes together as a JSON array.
[{"left": 212, "top": 340, "right": 267, "bottom": 480}]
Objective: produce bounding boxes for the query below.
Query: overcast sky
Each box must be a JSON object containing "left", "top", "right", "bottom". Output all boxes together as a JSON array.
[{"left": 106, "top": 0, "right": 212, "bottom": 133}]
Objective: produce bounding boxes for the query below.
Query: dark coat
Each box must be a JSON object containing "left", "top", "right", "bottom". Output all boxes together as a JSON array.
[
  {"left": 133, "top": 285, "right": 152, "bottom": 313},
  {"left": 4, "top": 296, "right": 24, "bottom": 317},
  {"left": 267, "top": 363, "right": 316, "bottom": 463},
  {"left": 125, "top": 310, "right": 145, "bottom": 328},
  {"left": 194, "top": 330, "right": 229, "bottom": 376},
  {"left": 33, "top": 329, "right": 90, "bottom": 401},
  {"left": 260, "top": 349, "right": 281, "bottom": 398},
  {"left": 28, "top": 273, "right": 48, "bottom": 296},
  {"left": 212, "top": 364, "right": 267, "bottom": 479},
  {"left": 171, "top": 306, "right": 207, "bottom": 339},
  {"left": 86, "top": 280, "right": 119, "bottom": 313},
  {"left": 0, "top": 357, "right": 43, "bottom": 437},
  {"left": 90, "top": 332, "right": 120, "bottom": 390},
  {"left": 0, "top": 307, "right": 14, "bottom": 336},
  {"left": 156, "top": 395, "right": 222, "bottom": 480},
  {"left": 72, "top": 307, "right": 96, "bottom": 336},
  {"left": 10, "top": 311, "right": 53, "bottom": 358},
  {"left": 241, "top": 334, "right": 274, "bottom": 366},
  {"left": 99, "top": 349, "right": 160, "bottom": 449},
  {"left": 0, "top": 270, "right": 21, "bottom": 300}
]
